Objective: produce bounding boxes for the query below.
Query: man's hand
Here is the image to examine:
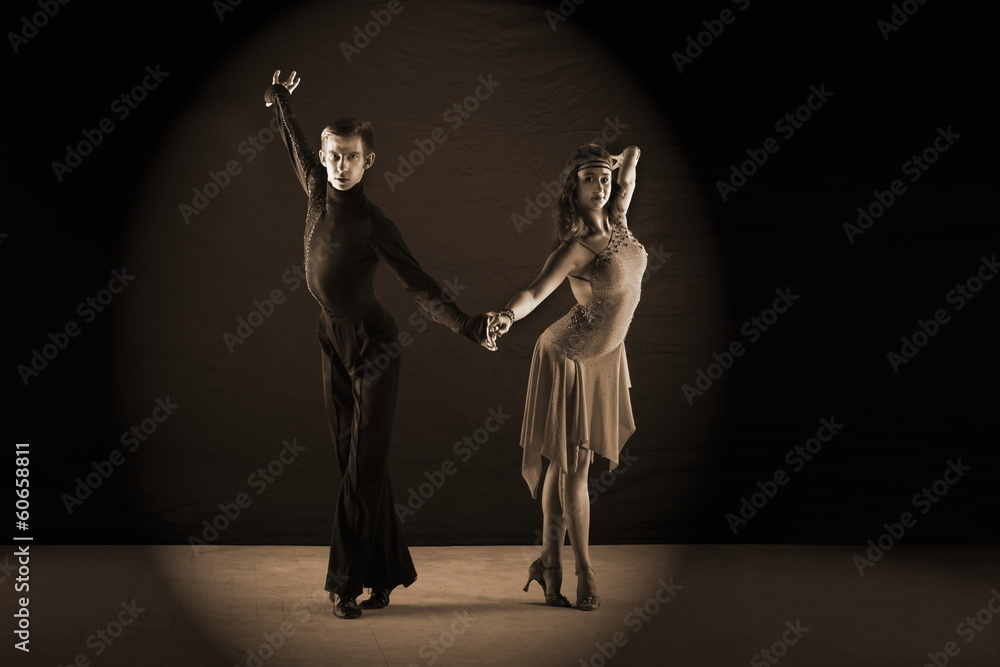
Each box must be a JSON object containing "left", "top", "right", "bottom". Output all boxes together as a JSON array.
[
  {"left": 266, "top": 69, "right": 301, "bottom": 106},
  {"left": 458, "top": 313, "right": 497, "bottom": 351}
]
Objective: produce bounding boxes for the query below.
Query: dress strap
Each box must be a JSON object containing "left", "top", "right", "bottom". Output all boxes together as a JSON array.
[{"left": 575, "top": 227, "right": 614, "bottom": 256}]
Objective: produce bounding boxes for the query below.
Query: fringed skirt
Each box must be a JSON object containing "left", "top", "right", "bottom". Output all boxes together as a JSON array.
[{"left": 519, "top": 307, "right": 636, "bottom": 497}]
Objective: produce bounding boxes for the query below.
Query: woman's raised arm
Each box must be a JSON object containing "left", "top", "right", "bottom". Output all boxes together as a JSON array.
[{"left": 613, "top": 145, "right": 641, "bottom": 215}]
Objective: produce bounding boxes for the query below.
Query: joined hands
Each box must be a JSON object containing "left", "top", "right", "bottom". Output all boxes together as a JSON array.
[{"left": 481, "top": 312, "right": 513, "bottom": 351}]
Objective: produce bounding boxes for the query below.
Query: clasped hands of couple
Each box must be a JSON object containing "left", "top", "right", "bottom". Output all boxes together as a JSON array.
[{"left": 480, "top": 311, "right": 513, "bottom": 352}]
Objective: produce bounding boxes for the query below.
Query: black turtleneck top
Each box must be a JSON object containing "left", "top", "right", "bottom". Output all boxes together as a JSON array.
[{"left": 265, "top": 83, "right": 484, "bottom": 341}]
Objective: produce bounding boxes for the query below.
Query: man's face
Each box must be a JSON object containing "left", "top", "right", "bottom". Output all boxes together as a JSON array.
[{"left": 320, "top": 134, "right": 374, "bottom": 191}]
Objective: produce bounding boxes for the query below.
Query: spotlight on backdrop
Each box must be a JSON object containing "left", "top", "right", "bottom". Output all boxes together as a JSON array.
[{"left": 113, "top": 1, "right": 725, "bottom": 647}]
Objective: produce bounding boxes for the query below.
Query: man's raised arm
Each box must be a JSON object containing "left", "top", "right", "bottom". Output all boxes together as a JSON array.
[{"left": 264, "top": 69, "right": 321, "bottom": 194}]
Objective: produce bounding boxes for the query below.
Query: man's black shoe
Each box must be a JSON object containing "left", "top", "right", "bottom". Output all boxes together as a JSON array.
[
  {"left": 332, "top": 594, "right": 362, "bottom": 619},
  {"left": 359, "top": 587, "right": 393, "bottom": 610}
]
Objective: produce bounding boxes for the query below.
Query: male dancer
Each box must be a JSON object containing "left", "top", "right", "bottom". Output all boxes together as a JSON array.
[{"left": 264, "top": 70, "right": 493, "bottom": 619}]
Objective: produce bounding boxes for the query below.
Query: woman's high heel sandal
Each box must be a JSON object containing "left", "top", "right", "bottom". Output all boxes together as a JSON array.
[
  {"left": 576, "top": 567, "right": 601, "bottom": 611},
  {"left": 523, "top": 558, "right": 572, "bottom": 607}
]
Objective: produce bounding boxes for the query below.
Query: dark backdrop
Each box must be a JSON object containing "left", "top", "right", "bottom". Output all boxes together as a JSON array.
[{"left": 2, "top": 0, "right": 996, "bottom": 547}]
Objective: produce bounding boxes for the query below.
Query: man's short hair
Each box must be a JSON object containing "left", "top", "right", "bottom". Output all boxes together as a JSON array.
[{"left": 321, "top": 117, "right": 375, "bottom": 154}]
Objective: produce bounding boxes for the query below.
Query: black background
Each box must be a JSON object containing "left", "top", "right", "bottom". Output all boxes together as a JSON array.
[{"left": 2, "top": 0, "right": 996, "bottom": 548}]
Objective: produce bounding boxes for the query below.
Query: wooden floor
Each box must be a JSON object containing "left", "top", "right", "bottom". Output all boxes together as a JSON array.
[{"left": 5, "top": 544, "right": 999, "bottom": 666}]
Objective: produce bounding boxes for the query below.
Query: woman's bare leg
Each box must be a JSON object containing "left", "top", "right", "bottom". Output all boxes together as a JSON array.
[
  {"left": 564, "top": 449, "right": 598, "bottom": 602},
  {"left": 535, "top": 461, "right": 569, "bottom": 599}
]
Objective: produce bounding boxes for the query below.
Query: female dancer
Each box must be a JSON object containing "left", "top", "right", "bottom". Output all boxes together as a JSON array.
[{"left": 491, "top": 144, "right": 645, "bottom": 610}]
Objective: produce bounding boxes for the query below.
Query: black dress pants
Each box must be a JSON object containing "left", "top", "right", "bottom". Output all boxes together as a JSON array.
[{"left": 318, "top": 302, "right": 417, "bottom": 597}]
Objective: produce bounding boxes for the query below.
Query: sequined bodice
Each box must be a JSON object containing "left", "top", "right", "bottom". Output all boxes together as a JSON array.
[{"left": 559, "top": 223, "right": 647, "bottom": 359}]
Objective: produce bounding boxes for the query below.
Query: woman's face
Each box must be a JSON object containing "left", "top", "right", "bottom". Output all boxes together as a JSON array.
[{"left": 575, "top": 167, "right": 613, "bottom": 212}]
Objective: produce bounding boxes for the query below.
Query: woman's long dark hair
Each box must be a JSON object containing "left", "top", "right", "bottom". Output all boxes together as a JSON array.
[{"left": 553, "top": 145, "right": 625, "bottom": 246}]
